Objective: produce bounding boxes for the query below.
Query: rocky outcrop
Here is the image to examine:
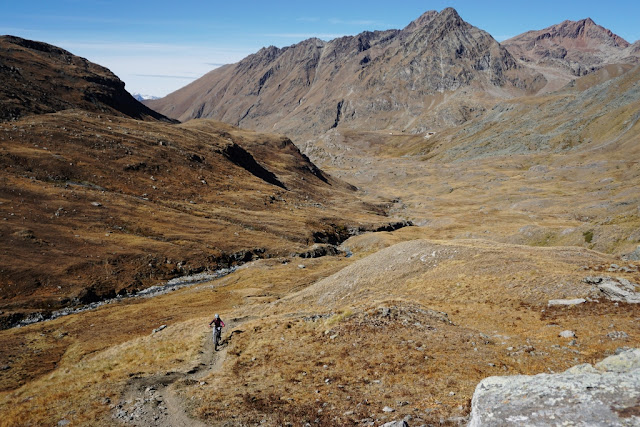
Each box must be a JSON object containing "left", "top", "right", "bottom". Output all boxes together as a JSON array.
[
  {"left": 584, "top": 276, "right": 640, "bottom": 303},
  {"left": 469, "top": 348, "right": 640, "bottom": 426},
  {"left": 221, "top": 143, "right": 287, "bottom": 189}
]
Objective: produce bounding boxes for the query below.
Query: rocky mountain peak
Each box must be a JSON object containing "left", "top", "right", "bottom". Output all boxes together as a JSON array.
[
  {"left": 502, "top": 18, "right": 634, "bottom": 78},
  {"left": 403, "top": 10, "right": 438, "bottom": 33},
  {"left": 439, "top": 7, "right": 463, "bottom": 21},
  {"left": 550, "top": 18, "right": 629, "bottom": 48}
]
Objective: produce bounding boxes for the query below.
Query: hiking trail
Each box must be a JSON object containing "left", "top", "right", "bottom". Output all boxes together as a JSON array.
[{"left": 113, "top": 318, "right": 247, "bottom": 426}]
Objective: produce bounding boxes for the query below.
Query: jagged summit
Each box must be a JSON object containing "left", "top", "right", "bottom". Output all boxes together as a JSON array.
[
  {"left": 547, "top": 18, "right": 629, "bottom": 48},
  {"left": 0, "top": 35, "right": 174, "bottom": 122},
  {"left": 146, "top": 8, "right": 542, "bottom": 139},
  {"left": 402, "top": 10, "right": 438, "bottom": 33}
]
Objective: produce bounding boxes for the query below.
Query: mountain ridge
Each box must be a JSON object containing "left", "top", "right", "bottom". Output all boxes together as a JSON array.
[
  {"left": 503, "top": 17, "right": 638, "bottom": 79},
  {"left": 0, "top": 35, "right": 174, "bottom": 122},
  {"left": 146, "top": 8, "right": 544, "bottom": 139}
]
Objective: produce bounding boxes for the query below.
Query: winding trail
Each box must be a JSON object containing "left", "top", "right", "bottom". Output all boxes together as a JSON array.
[{"left": 113, "top": 318, "right": 249, "bottom": 426}]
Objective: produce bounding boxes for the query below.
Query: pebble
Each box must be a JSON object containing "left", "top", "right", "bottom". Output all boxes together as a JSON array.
[{"left": 607, "top": 331, "right": 629, "bottom": 340}]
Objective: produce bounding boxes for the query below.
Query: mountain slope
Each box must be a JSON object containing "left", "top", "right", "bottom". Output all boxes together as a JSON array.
[
  {"left": 146, "top": 8, "right": 544, "bottom": 139},
  {"left": 0, "top": 110, "right": 396, "bottom": 328},
  {"left": 0, "top": 36, "right": 174, "bottom": 122},
  {"left": 503, "top": 18, "right": 638, "bottom": 92},
  {"left": 0, "top": 37, "right": 401, "bottom": 328}
]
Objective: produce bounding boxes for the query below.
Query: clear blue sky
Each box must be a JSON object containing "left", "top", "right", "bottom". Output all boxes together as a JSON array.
[{"left": 2, "top": 1, "right": 639, "bottom": 97}]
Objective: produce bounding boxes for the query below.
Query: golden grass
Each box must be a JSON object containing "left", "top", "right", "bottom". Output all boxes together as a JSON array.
[
  {"left": 1, "top": 241, "right": 638, "bottom": 425},
  {"left": 2, "top": 67, "right": 640, "bottom": 426},
  {"left": 0, "top": 255, "right": 357, "bottom": 426}
]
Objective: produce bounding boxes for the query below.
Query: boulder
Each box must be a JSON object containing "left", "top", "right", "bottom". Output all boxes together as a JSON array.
[
  {"left": 548, "top": 298, "right": 586, "bottom": 306},
  {"left": 381, "top": 421, "right": 409, "bottom": 427},
  {"left": 622, "top": 245, "right": 640, "bottom": 261},
  {"left": 584, "top": 276, "right": 640, "bottom": 303},
  {"left": 469, "top": 348, "right": 640, "bottom": 426}
]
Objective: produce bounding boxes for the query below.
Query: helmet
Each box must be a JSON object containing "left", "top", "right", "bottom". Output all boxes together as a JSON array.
[{"left": 214, "top": 314, "right": 219, "bottom": 319}]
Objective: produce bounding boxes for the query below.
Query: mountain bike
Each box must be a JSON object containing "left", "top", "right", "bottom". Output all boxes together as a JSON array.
[{"left": 213, "top": 326, "right": 222, "bottom": 351}]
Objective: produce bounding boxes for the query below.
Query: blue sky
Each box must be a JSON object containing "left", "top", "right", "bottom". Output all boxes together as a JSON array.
[{"left": 2, "top": 1, "right": 639, "bottom": 97}]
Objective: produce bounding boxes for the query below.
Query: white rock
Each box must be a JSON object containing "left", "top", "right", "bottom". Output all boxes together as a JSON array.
[
  {"left": 469, "top": 348, "right": 640, "bottom": 426},
  {"left": 548, "top": 298, "right": 586, "bottom": 306}
]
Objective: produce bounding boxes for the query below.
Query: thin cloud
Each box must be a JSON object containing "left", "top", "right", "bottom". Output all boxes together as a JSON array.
[
  {"left": 328, "top": 18, "right": 379, "bottom": 26},
  {"left": 296, "top": 17, "right": 320, "bottom": 23},
  {"left": 134, "top": 74, "right": 198, "bottom": 80},
  {"left": 56, "top": 40, "right": 247, "bottom": 55},
  {"left": 264, "top": 33, "right": 345, "bottom": 40}
]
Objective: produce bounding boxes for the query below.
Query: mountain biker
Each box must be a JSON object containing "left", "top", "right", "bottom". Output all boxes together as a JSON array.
[{"left": 209, "top": 314, "right": 225, "bottom": 348}]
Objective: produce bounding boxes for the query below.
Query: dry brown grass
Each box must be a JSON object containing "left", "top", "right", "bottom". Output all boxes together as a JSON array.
[
  {"left": 148, "top": 240, "right": 640, "bottom": 426},
  {"left": 0, "top": 255, "right": 354, "bottom": 426},
  {"left": 1, "top": 238, "right": 638, "bottom": 425},
  {"left": 0, "top": 110, "right": 391, "bottom": 325}
]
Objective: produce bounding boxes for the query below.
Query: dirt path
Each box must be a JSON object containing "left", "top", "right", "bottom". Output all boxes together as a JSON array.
[{"left": 112, "top": 319, "right": 245, "bottom": 426}]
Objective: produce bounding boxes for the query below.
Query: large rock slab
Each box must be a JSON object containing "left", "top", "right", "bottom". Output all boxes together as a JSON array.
[
  {"left": 469, "top": 349, "right": 640, "bottom": 426},
  {"left": 585, "top": 276, "right": 640, "bottom": 303}
]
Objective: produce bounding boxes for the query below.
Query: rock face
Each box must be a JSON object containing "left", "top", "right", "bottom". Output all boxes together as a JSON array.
[
  {"left": 469, "top": 348, "right": 640, "bottom": 426},
  {"left": 503, "top": 18, "right": 638, "bottom": 77},
  {"left": 0, "top": 36, "right": 174, "bottom": 122},
  {"left": 146, "top": 8, "right": 543, "bottom": 139}
]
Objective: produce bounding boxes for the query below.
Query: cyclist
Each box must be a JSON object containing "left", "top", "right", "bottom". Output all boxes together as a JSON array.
[{"left": 209, "top": 314, "right": 225, "bottom": 350}]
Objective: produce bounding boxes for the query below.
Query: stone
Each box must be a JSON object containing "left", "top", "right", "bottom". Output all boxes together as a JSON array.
[
  {"left": 606, "top": 331, "right": 629, "bottom": 340},
  {"left": 381, "top": 421, "right": 409, "bottom": 427},
  {"left": 558, "top": 330, "right": 576, "bottom": 338},
  {"left": 152, "top": 324, "right": 167, "bottom": 334},
  {"left": 564, "top": 363, "right": 598, "bottom": 374},
  {"left": 595, "top": 348, "right": 640, "bottom": 373},
  {"left": 548, "top": 298, "right": 586, "bottom": 306},
  {"left": 57, "top": 420, "right": 70, "bottom": 427},
  {"left": 469, "top": 348, "right": 640, "bottom": 426},
  {"left": 584, "top": 276, "right": 640, "bottom": 303},
  {"left": 622, "top": 245, "right": 640, "bottom": 261},
  {"left": 382, "top": 406, "right": 395, "bottom": 413}
]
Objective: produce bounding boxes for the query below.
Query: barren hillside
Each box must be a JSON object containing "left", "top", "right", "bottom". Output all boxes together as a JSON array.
[
  {"left": 0, "top": 36, "right": 173, "bottom": 122},
  {"left": 0, "top": 38, "right": 402, "bottom": 329}
]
